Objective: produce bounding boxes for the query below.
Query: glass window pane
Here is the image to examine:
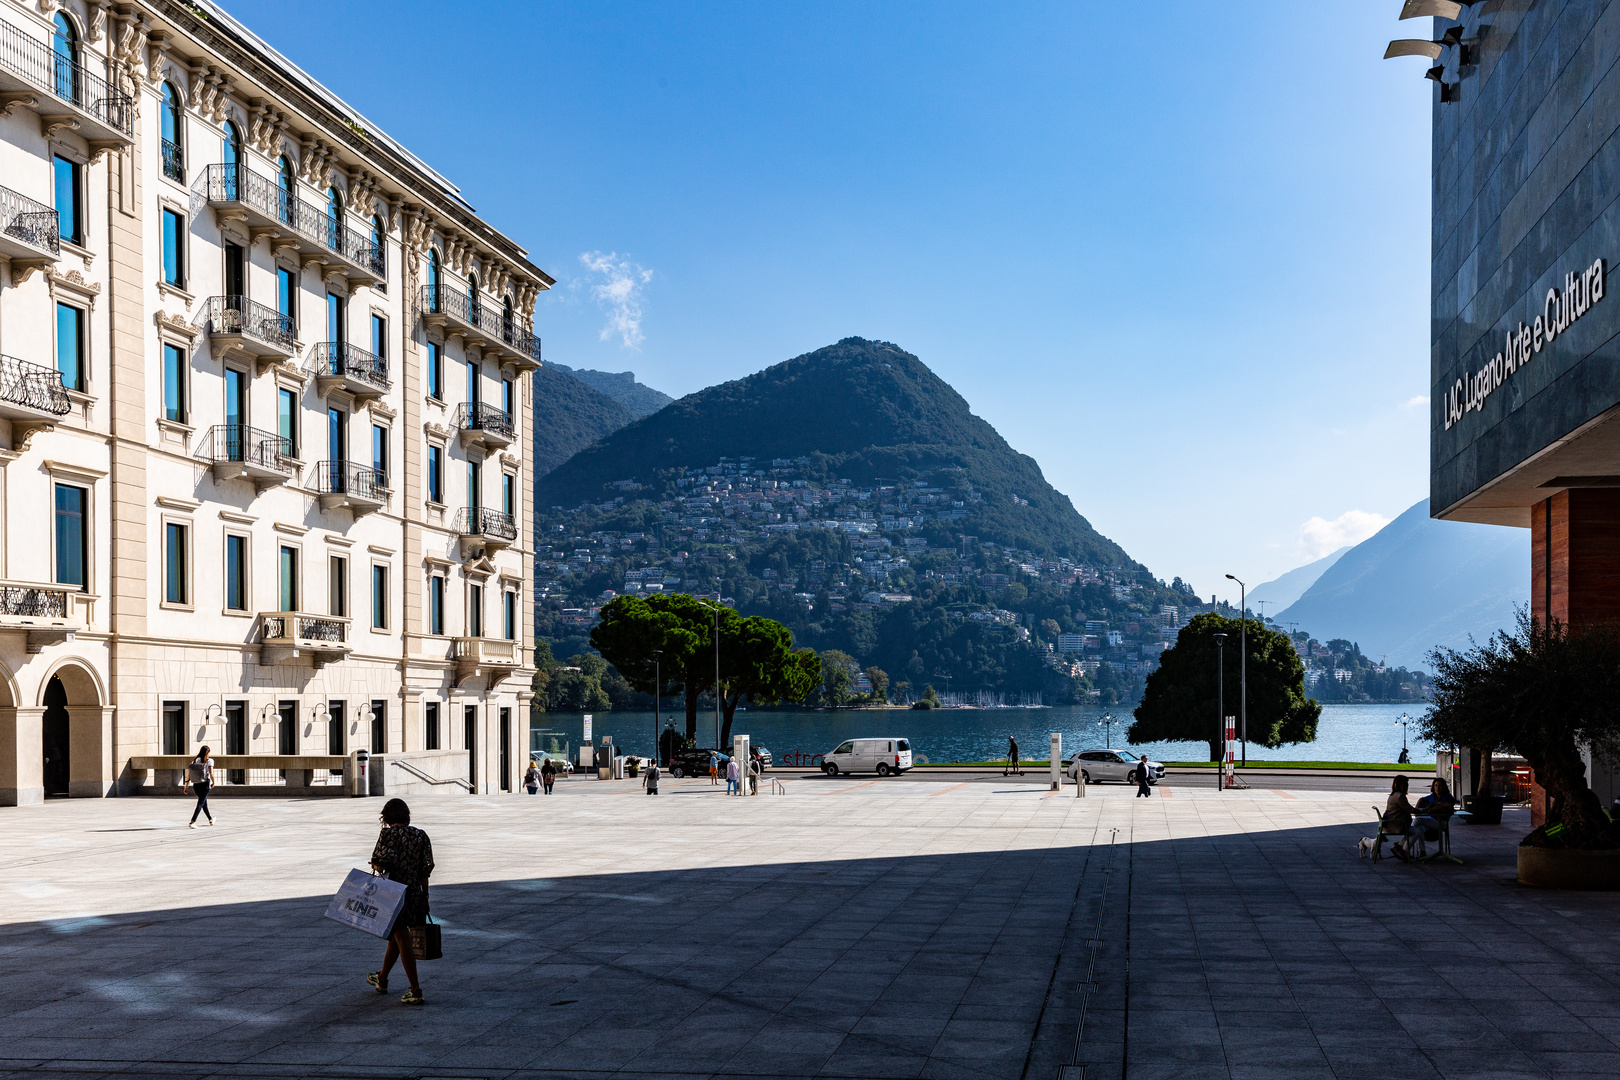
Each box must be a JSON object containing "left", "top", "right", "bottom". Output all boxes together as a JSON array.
[
  {"left": 163, "top": 344, "right": 185, "bottom": 422},
  {"left": 55, "top": 303, "right": 82, "bottom": 392},
  {"left": 372, "top": 565, "right": 387, "bottom": 629},
  {"left": 165, "top": 523, "right": 186, "bottom": 604},
  {"left": 502, "top": 473, "right": 514, "bottom": 517},
  {"left": 226, "top": 534, "right": 246, "bottom": 610},
  {"left": 54, "top": 483, "right": 87, "bottom": 589},
  {"left": 162, "top": 209, "right": 184, "bottom": 286},
  {"left": 53, "top": 156, "right": 79, "bottom": 243},
  {"left": 277, "top": 387, "right": 296, "bottom": 455},
  {"left": 427, "top": 342, "right": 441, "bottom": 398},
  {"left": 371, "top": 314, "right": 385, "bottom": 358},
  {"left": 279, "top": 546, "right": 296, "bottom": 611}
]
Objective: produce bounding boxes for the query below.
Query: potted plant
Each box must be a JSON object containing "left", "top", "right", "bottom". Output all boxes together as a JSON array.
[
  {"left": 1424, "top": 613, "right": 1620, "bottom": 888},
  {"left": 625, "top": 756, "right": 640, "bottom": 778}
]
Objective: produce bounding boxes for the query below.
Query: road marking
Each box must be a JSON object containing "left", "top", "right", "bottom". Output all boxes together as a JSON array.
[
  {"left": 1271, "top": 789, "right": 1296, "bottom": 799},
  {"left": 928, "top": 782, "right": 970, "bottom": 797},
  {"left": 823, "top": 781, "right": 880, "bottom": 795},
  {"left": 1159, "top": 786, "right": 1173, "bottom": 798}
]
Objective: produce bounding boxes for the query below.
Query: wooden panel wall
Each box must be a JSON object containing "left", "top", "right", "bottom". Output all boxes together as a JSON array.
[{"left": 1531, "top": 490, "right": 1620, "bottom": 627}]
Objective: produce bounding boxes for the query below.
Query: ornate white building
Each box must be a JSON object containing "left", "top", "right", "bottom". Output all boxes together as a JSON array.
[{"left": 0, "top": 0, "right": 549, "bottom": 804}]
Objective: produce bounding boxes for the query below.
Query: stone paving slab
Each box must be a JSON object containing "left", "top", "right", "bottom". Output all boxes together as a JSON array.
[{"left": 0, "top": 778, "right": 1616, "bottom": 1079}]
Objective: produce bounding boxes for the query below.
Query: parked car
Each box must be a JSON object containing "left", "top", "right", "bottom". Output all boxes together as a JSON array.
[
  {"left": 1066, "top": 749, "right": 1163, "bottom": 785},
  {"left": 666, "top": 748, "right": 728, "bottom": 778},
  {"left": 533, "top": 752, "right": 573, "bottom": 774},
  {"left": 822, "top": 738, "right": 913, "bottom": 777},
  {"left": 754, "top": 747, "right": 773, "bottom": 769}
]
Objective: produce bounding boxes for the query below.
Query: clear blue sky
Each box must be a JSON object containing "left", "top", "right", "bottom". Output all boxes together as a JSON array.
[{"left": 231, "top": 0, "right": 1433, "bottom": 599}]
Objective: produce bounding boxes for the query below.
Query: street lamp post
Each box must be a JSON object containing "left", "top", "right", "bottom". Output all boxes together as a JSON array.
[
  {"left": 652, "top": 649, "right": 662, "bottom": 764},
  {"left": 1098, "top": 712, "right": 1117, "bottom": 748},
  {"left": 698, "top": 601, "right": 722, "bottom": 749},
  {"left": 1397, "top": 712, "right": 1412, "bottom": 762},
  {"left": 1212, "top": 633, "right": 1226, "bottom": 792},
  {"left": 1226, "top": 574, "right": 1247, "bottom": 767}
]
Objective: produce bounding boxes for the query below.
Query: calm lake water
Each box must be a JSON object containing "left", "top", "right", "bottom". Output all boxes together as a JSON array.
[{"left": 530, "top": 702, "right": 1436, "bottom": 765}]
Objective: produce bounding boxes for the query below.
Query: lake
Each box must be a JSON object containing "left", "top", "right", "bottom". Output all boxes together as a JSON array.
[{"left": 530, "top": 702, "right": 1437, "bottom": 765}]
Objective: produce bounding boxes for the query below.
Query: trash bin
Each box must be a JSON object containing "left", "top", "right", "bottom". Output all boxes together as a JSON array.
[{"left": 347, "top": 749, "right": 371, "bottom": 797}]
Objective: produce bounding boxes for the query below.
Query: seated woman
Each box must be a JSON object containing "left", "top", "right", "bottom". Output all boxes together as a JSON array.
[
  {"left": 1405, "top": 778, "right": 1457, "bottom": 857},
  {"left": 1383, "top": 774, "right": 1416, "bottom": 861}
]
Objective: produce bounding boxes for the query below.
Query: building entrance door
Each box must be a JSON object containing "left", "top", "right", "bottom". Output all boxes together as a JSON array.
[
  {"left": 464, "top": 706, "right": 477, "bottom": 791},
  {"left": 499, "top": 707, "right": 510, "bottom": 792},
  {"left": 42, "top": 677, "right": 68, "bottom": 796}
]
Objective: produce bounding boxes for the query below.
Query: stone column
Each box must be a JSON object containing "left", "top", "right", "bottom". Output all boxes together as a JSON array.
[
  {"left": 68, "top": 704, "right": 115, "bottom": 798},
  {"left": 0, "top": 706, "right": 46, "bottom": 806}
]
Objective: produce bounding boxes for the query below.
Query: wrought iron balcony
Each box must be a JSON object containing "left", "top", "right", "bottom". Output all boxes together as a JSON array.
[
  {"left": 259, "top": 611, "right": 352, "bottom": 667},
  {"left": 0, "top": 19, "right": 134, "bottom": 147},
  {"left": 0, "top": 182, "right": 59, "bottom": 273},
  {"left": 161, "top": 138, "right": 184, "bottom": 183},
  {"left": 418, "top": 283, "right": 542, "bottom": 371},
  {"left": 196, "top": 164, "right": 384, "bottom": 284},
  {"left": 199, "top": 295, "right": 296, "bottom": 366},
  {"left": 0, "top": 578, "right": 77, "bottom": 652},
  {"left": 201, "top": 424, "right": 296, "bottom": 489},
  {"left": 0, "top": 354, "right": 70, "bottom": 420},
  {"left": 314, "top": 459, "right": 388, "bottom": 514},
  {"left": 454, "top": 401, "right": 515, "bottom": 449},
  {"left": 308, "top": 341, "right": 389, "bottom": 398},
  {"left": 454, "top": 506, "right": 517, "bottom": 551}
]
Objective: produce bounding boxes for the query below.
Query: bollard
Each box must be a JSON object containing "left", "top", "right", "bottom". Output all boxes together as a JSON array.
[
  {"left": 348, "top": 749, "right": 371, "bottom": 797},
  {"left": 1049, "top": 732, "right": 1061, "bottom": 791},
  {"left": 1076, "top": 763, "right": 1086, "bottom": 798}
]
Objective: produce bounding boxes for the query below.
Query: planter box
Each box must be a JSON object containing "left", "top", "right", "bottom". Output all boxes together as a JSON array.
[{"left": 1517, "top": 845, "right": 1620, "bottom": 890}]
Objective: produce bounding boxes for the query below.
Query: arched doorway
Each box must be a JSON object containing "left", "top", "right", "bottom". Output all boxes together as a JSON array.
[{"left": 42, "top": 677, "right": 68, "bottom": 796}]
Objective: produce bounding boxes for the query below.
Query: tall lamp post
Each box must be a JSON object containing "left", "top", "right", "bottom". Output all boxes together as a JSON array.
[
  {"left": 1225, "top": 574, "right": 1247, "bottom": 767},
  {"left": 1212, "top": 632, "right": 1226, "bottom": 792},
  {"left": 698, "top": 600, "right": 722, "bottom": 749},
  {"left": 1396, "top": 712, "right": 1412, "bottom": 761},
  {"left": 1098, "top": 712, "right": 1118, "bottom": 748},
  {"left": 651, "top": 649, "right": 662, "bottom": 764}
]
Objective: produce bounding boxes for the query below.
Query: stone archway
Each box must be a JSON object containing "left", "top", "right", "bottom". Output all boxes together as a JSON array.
[{"left": 35, "top": 661, "right": 110, "bottom": 800}]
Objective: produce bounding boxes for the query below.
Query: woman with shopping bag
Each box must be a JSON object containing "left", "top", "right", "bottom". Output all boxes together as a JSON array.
[{"left": 366, "top": 798, "right": 434, "bottom": 1005}]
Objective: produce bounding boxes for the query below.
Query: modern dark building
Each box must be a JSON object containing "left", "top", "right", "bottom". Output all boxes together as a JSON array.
[{"left": 1429, "top": 0, "right": 1620, "bottom": 627}]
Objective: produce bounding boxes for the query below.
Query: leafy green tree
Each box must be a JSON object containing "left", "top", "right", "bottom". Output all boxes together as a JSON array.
[
  {"left": 912, "top": 683, "right": 941, "bottom": 710},
  {"left": 864, "top": 666, "right": 889, "bottom": 703},
  {"left": 1130, "top": 613, "right": 1319, "bottom": 760},
  {"left": 550, "top": 655, "right": 613, "bottom": 712},
  {"left": 819, "top": 649, "right": 859, "bottom": 706},
  {"left": 716, "top": 617, "right": 817, "bottom": 745},
  {"left": 1422, "top": 613, "right": 1620, "bottom": 849},
  {"left": 591, "top": 593, "right": 715, "bottom": 740}
]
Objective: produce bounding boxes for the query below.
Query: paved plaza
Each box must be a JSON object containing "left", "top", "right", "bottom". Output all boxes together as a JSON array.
[{"left": 1, "top": 775, "right": 1617, "bottom": 1080}]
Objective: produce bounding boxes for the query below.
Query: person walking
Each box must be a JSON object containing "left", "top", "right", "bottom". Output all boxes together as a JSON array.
[
  {"left": 367, "top": 798, "right": 434, "bottom": 1005},
  {"left": 523, "top": 761, "right": 541, "bottom": 795},
  {"left": 709, "top": 750, "right": 721, "bottom": 786},
  {"left": 541, "top": 758, "right": 557, "bottom": 794},
  {"left": 186, "top": 746, "right": 215, "bottom": 827},
  {"left": 643, "top": 759, "right": 660, "bottom": 795},
  {"left": 749, "top": 752, "right": 761, "bottom": 795},
  {"left": 725, "top": 756, "right": 740, "bottom": 795},
  {"left": 1005, "top": 736, "right": 1021, "bottom": 776},
  {"left": 1136, "top": 765, "right": 1153, "bottom": 798}
]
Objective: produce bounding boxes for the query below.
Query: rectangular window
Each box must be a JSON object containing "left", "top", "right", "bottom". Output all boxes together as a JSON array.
[
  {"left": 329, "top": 556, "right": 347, "bottom": 617},
  {"left": 56, "top": 303, "right": 84, "bottom": 392},
  {"left": 277, "top": 266, "right": 296, "bottom": 325},
  {"left": 467, "top": 360, "right": 480, "bottom": 405},
  {"left": 370, "top": 699, "right": 387, "bottom": 754},
  {"left": 503, "top": 590, "right": 516, "bottom": 641},
  {"left": 225, "top": 533, "right": 248, "bottom": 611},
  {"left": 328, "top": 700, "right": 345, "bottom": 755},
  {"left": 54, "top": 155, "right": 81, "bottom": 244},
  {"left": 427, "top": 444, "right": 443, "bottom": 503},
  {"left": 372, "top": 424, "right": 388, "bottom": 481},
  {"left": 225, "top": 699, "right": 247, "bottom": 762},
  {"left": 427, "top": 341, "right": 442, "bottom": 399},
  {"left": 326, "top": 291, "right": 344, "bottom": 344},
  {"left": 162, "top": 701, "right": 187, "bottom": 756},
  {"left": 225, "top": 367, "right": 246, "bottom": 429},
  {"left": 469, "top": 583, "right": 483, "bottom": 638},
  {"left": 425, "top": 701, "right": 440, "bottom": 751},
  {"left": 468, "top": 460, "right": 481, "bottom": 510},
  {"left": 371, "top": 314, "right": 386, "bottom": 359},
  {"left": 164, "top": 521, "right": 188, "bottom": 604},
  {"left": 502, "top": 377, "right": 513, "bottom": 416},
  {"left": 54, "top": 483, "right": 87, "bottom": 590},
  {"left": 428, "top": 574, "right": 445, "bottom": 635},
  {"left": 371, "top": 564, "right": 388, "bottom": 629},
  {"left": 224, "top": 242, "right": 245, "bottom": 296},
  {"left": 278, "top": 386, "right": 297, "bottom": 457},
  {"left": 502, "top": 473, "right": 514, "bottom": 518},
  {"left": 278, "top": 701, "right": 297, "bottom": 755},
  {"left": 162, "top": 343, "right": 186, "bottom": 422},
  {"left": 278, "top": 545, "right": 298, "bottom": 611},
  {"left": 327, "top": 407, "right": 346, "bottom": 464},
  {"left": 162, "top": 208, "right": 185, "bottom": 287}
]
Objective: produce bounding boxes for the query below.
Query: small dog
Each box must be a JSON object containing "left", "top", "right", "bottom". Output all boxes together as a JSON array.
[{"left": 1358, "top": 837, "right": 1376, "bottom": 859}]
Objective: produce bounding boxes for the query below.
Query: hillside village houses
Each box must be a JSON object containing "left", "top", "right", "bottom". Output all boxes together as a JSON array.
[{"left": 0, "top": 0, "right": 547, "bottom": 804}]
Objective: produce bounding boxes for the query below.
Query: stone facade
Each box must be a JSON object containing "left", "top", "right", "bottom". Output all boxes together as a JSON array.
[{"left": 0, "top": 0, "right": 550, "bottom": 804}]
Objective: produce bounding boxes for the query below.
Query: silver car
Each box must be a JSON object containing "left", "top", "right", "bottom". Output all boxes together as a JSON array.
[{"left": 1066, "top": 749, "right": 1163, "bottom": 785}]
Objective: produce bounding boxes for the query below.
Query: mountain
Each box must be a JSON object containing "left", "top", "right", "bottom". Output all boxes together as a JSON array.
[
  {"left": 1248, "top": 547, "right": 1349, "bottom": 613},
  {"left": 547, "top": 362, "right": 673, "bottom": 419},
  {"left": 537, "top": 337, "right": 1132, "bottom": 565},
  {"left": 530, "top": 364, "right": 636, "bottom": 479},
  {"left": 1275, "top": 499, "right": 1528, "bottom": 670}
]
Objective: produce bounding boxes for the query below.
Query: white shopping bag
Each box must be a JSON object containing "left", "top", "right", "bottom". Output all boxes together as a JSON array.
[{"left": 323, "top": 868, "right": 408, "bottom": 938}]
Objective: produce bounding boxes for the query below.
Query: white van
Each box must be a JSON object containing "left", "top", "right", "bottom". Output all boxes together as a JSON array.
[{"left": 822, "top": 738, "right": 913, "bottom": 777}]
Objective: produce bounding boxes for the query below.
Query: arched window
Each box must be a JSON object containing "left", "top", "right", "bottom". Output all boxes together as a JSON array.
[
  {"left": 277, "top": 156, "right": 295, "bottom": 224},
  {"left": 325, "top": 186, "right": 343, "bottom": 251},
  {"left": 426, "top": 249, "right": 441, "bottom": 312},
  {"left": 52, "top": 13, "right": 78, "bottom": 103},
  {"left": 502, "top": 295, "right": 515, "bottom": 343},
  {"left": 467, "top": 273, "right": 480, "bottom": 323},
  {"left": 160, "top": 82, "right": 184, "bottom": 181},
  {"left": 221, "top": 121, "right": 244, "bottom": 199},
  {"left": 371, "top": 214, "right": 387, "bottom": 286}
]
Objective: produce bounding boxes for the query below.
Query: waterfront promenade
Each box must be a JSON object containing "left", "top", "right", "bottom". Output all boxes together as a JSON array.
[{"left": 0, "top": 776, "right": 1614, "bottom": 1080}]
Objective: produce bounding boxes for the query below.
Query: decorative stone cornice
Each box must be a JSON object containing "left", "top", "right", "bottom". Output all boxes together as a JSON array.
[
  {"left": 154, "top": 310, "right": 200, "bottom": 342},
  {"left": 46, "top": 268, "right": 102, "bottom": 308}
]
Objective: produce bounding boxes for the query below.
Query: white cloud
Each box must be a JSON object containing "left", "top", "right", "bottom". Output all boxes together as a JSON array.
[
  {"left": 579, "top": 251, "right": 654, "bottom": 349},
  {"left": 1297, "top": 509, "right": 1390, "bottom": 560},
  {"left": 1400, "top": 395, "right": 1430, "bottom": 412}
]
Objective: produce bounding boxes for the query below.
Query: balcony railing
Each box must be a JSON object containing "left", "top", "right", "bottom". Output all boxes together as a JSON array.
[
  {"left": 454, "top": 401, "right": 515, "bottom": 441},
  {"left": 0, "top": 20, "right": 134, "bottom": 137},
  {"left": 454, "top": 506, "right": 517, "bottom": 542},
  {"left": 203, "top": 424, "right": 295, "bottom": 474},
  {"left": 0, "top": 583, "right": 68, "bottom": 618},
  {"left": 0, "top": 354, "right": 70, "bottom": 416},
  {"left": 161, "top": 138, "right": 184, "bottom": 183},
  {"left": 419, "top": 284, "right": 542, "bottom": 363},
  {"left": 197, "top": 164, "right": 383, "bottom": 277},
  {"left": 0, "top": 183, "right": 58, "bottom": 256},
  {"left": 200, "top": 295, "right": 296, "bottom": 353},
  {"left": 261, "top": 613, "right": 348, "bottom": 644},
  {"left": 308, "top": 341, "right": 389, "bottom": 392},
  {"left": 314, "top": 460, "right": 388, "bottom": 501}
]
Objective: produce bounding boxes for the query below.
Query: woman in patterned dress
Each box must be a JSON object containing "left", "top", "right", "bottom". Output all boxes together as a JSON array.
[{"left": 366, "top": 798, "right": 434, "bottom": 1004}]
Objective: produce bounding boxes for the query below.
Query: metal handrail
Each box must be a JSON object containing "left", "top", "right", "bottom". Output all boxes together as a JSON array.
[
  {"left": 0, "top": 183, "right": 59, "bottom": 255},
  {"left": 161, "top": 139, "right": 184, "bottom": 182},
  {"left": 261, "top": 612, "right": 348, "bottom": 644},
  {"left": 308, "top": 341, "right": 389, "bottom": 391},
  {"left": 314, "top": 459, "right": 388, "bottom": 501},
  {"left": 0, "top": 582, "right": 69, "bottom": 617},
  {"left": 418, "top": 284, "right": 542, "bottom": 362},
  {"left": 453, "top": 506, "right": 517, "bottom": 541},
  {"left": 197, "top": 164, "right": 383, "bottom": 275},
  {"left": 203, "top": 424, "right": 294, "bottom": 474},
  {"left": 0, "top": 354, "right": 70, "bottom": 415},
  {"left": 454, "top": 401, "right": 515, "bottom": 440},
  {"left": 200, "top": 295, "right": 296, "bottom": 352},
  {"left": 0, "top": 20, "right": 134, "bottom": 136}
]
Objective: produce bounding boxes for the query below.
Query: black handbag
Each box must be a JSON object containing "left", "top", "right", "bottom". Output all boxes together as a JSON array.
[{"left": 408, "top": 916, "right": 442, "bottom": 961}]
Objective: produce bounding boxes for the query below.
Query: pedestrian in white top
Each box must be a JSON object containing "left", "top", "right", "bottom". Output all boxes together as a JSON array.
[
  {"left": 725, "top": 757, "right": 740, "bottom": 795},
  {"left": 186, "top": 746, "right": 215, "bottom": 828}
]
